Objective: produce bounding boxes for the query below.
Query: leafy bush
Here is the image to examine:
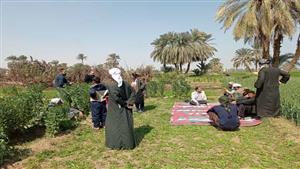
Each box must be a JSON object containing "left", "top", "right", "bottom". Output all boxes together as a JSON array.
[
  {"left": 161, "top": 66, "right": 174, "bottom": 73},
  {"left": 192, "top": 69, "right": 201, "bottom": 76},
  {"left": 146, "top": 73, "right": 191, "bottom": 98},
  {"left": 45, "top": 104, "right": 75, "bottom": 136},
  {"left": 58, "top": 84, "right": 90, "bottom": 114},
  {"left": 146, "top": 80, "right": 165, "bottom": 97},
  {"left": 171, "top": 76, "right": 191, "bottom": 98},
  {"left": 0, "top": 128, "right": 9, "bottom": 165},
  {"left": 0, "top": 85, "right": 45, "bottom": 134}
]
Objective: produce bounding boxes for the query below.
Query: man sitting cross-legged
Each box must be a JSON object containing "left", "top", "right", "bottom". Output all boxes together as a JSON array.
[
  {"left": 190, "top": 86, "right": 208, "bottom": 105},
  {"left": 236, "top": 89, "right": 256, "bottom": 118},
  {"left": 207, "top": 96, "right": 240, "bottom": 131}
]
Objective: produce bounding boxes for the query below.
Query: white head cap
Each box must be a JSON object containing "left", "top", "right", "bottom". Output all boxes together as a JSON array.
[
  {"left": 109, "top": 68, "right": 123, "bottom": 87},
  {"left": 232, "top": 83, "right": 242, "bottom": 88}
]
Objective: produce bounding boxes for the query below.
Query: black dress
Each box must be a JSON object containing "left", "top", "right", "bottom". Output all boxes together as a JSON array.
[
  {"left": 105, "top": 81, "right": 137, "bottom": 150},
  {"left": 254, "top": 67, "right": 290, "bottom": 117}
]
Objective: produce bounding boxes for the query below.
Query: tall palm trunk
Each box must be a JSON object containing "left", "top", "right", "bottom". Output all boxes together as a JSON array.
[
  {"left": 259, "top": 27, "right": 270, "bottom": 59},
  {"left": 185, "top": 62, "right": 191, "bottom": 74},
  {"left": 255, "top": 61, "right": 259, "bottom": 72},
  {"left": 163, "top": 63, "right": 166, "bottom": 70},
  {"left": 273, "top": 26, "right": 283, "bottom": 67},
  {"left": 174, "top": 63, "right": 179, "bottom": 71},
  {"left": 179, "top": 63, "right": 183, "bottom": 73},
  {"left": 285, "top": 33, "right": 300, "bottom": 72},
  {"left": 262, "top": 35, "right": 270, "bottom": 59}
]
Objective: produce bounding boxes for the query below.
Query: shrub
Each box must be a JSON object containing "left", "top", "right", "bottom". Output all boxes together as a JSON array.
[
  {"left": 192, "top": 69, "right": 201, "bottom": 76},
  {"left": 171, "top": 76, "right": 191, "bottom": 98},
  {"left": 146, "top": 80, "right": 165, "bottom": 97},
  {"left": 45, "top": 104, "right": 76, "bottom": 136},
  {"left": 0, "top": 128, "right": 9, "bottom": 165},
  {"left": 146, "top": 81, "right": 158, "bottom": 97},
  {"left": 57, "top": 84, "right": 90, "bottom": 115},
  {"left": 0, "top": 85, "right": 45, "bottom": 134},
  {"left": 161, "top": 66, "right": 174, "bottom": 73}
]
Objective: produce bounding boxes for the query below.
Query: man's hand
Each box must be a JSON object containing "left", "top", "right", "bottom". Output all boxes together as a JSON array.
[{"left": 127, "top": 103, "right": 133, "bottom": 109}]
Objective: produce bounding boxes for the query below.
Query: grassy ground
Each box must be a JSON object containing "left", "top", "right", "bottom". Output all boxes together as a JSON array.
[
  {"left": 2, "top": 71, "right": 300, "bottom": 168},
  {"left": 5, "top": 97, "right": 300, "bottom": 169}
]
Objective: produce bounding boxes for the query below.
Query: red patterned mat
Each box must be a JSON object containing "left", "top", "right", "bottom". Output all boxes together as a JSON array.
[{"left": 171, "top": 102, "right": 262, "bottom": 127}]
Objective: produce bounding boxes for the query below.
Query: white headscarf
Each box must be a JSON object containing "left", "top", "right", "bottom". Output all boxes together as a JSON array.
[{"left": 109, "top": 68, "right": 123, "bottom": 87}]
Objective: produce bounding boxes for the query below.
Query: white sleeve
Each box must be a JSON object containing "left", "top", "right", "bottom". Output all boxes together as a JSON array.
[
  {"left": 191, "top": 92, "right": 198, "bottom": 102},
  {"left": 202, "top": 91, "right": 207, "bottom": 100}
]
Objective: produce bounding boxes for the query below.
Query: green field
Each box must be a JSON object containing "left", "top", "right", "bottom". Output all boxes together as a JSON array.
[
  {"left": 1, "top": 72, "right": 299, "bottom": 169},
  {"left": 10, "top": 98, "right": 300, "bottom": 169}
]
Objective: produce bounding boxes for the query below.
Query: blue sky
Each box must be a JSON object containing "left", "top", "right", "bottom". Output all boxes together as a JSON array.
[{"left": 1, "top": 0, "right": 299, "bottom": 69}]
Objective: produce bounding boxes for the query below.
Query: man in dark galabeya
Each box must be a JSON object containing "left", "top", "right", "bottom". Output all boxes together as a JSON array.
[
  {"left": 105, "top": 68, "right": 136, "bottom": 150},
  {"left": 254, "top": 59, "right": 290, "bottom": 117}
]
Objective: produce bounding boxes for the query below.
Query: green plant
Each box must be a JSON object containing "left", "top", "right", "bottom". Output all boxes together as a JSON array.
[
  {"left": 0, "top": 128, "right": 9, "bottom": 165},
  {"left": 45, "top": 104, "right": 74, "bottom": 136},
  {"left": 0, "top": 84, "right": 45, "bottom": 134},
  {"left": 57, "top": 84, "right": 90, "bottom": 115},
  {"left": 171, "top": 76, "right": 191, "bottom": 98},
  {"left": 146, "top": 81, "right": 158, "bottom": 97}
]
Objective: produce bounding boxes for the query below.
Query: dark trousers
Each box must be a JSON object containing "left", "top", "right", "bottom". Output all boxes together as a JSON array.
[
  {"left": 135, "top": 93, "right": 145, "bottom": 112},
  {"left": 135, "top": 102, "right": 144, "bottom": 112},
  {"left": 91, "top": 101, "right": 107, "bottom": 128},
  {"left": 238, "top": 104, "right": 256, "bottom": 118},
  {"left": 190, "top": 100, "right": 208, "bottom": 105}
]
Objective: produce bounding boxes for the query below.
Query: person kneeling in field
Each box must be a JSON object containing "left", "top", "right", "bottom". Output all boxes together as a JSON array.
[
  {"left": 190, "top": 86, "right": 207, "bottom": 105},
  {"left": 207, "top": 96, "right": 240, "bottom": 131},
  {"left": 236, "top": 89, "right": 256, "bottom": 118},
  {"left": 89, "top": 77, "right": 108, "bottom": 129}
]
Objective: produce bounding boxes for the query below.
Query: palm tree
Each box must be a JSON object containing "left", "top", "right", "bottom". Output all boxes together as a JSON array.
[
  {"left": 104, "top": 53, "right": 120, "bottom": 69},
  {"left": 77, "top": 53, "right": 87, "bottom": 64},
  {"left": 6, "top": 55, "right": 18, "bottom": 61},
  {"left": 186, "top": 29, "right": 217, "bottom": 74},
  {"left": 208, "top": 58, "right": 224, "bottom": 73},
  {"left": 150, "top": 30, "right": 216, "bottom": 73},
  {"left": 216, "top": 0, "right": 298, "bottom": 64},
  {"left": 272, "top": 0, "right": 300, "bottom": 67},
  {"left": 232, "top": 48, "right": 255, "bottom": 72},
  {"left": 151, "top": 32, "right": 181, "bottom": 70}
]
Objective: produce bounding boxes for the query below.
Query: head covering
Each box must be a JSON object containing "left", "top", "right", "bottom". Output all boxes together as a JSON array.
[
  {"left": 218, "top": 96, "right": 230, "bottom": 105},
  {"left": 109, "top": 68, "right": 123, "bottom": 87},
  {"left": 232, "top": 83, "right": 242, "bottom": 88},
  {"left": 259, "top": 59, "right": 271, "bottom": 65}
]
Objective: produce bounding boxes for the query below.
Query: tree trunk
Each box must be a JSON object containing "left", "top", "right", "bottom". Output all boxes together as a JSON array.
[
  {"left": 273, "top": 26, "right": 283, "bottom": 67},
  {"left": 285, "top": 33, "right": 300, "bottom": 72},
  {"left": 255, "top": 61, "right": 259, "bottom": 72},
  {"left": 185, "top": 62, "right": 191, "bottom": 74},
  {"left": 179, "top": 63, "right": 183, "bottom": 73},
  {"left": 262, "top": 35, "right": 270, "bottom": 59},
  {"left": 163, "top": 63, "right": 166, "bottom": 70},
  {"left": 174, "top": 63, "right": 178, "bottom": 71}
]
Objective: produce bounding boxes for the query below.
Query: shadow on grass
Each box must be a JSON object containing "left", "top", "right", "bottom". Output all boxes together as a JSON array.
[
  {"left": 135, "top": 125, "right": 154, "bottom": 146},
  {"left": 144, "top": 105, "right": 157, "bottom": 111},
  {"left": 8, "top": 126, "right": 46, "bottom": 145},
  {"left": 2, "top": 148, "right": 32, "bottom": 169}
]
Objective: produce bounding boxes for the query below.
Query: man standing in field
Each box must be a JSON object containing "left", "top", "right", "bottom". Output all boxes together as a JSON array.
[
  {"left": 131, "top": 73, "right": 146, "bottom": 112},
  {"left": 54, "top": 68, "right": 69, "bottom": 88},
  {"left": 254, "top": 59, "right": 290, "bottom": 117}
]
